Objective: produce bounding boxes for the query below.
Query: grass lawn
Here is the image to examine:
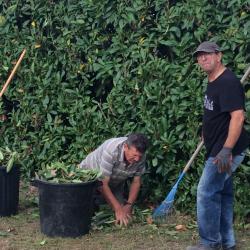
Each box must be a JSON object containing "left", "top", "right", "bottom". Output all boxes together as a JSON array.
[{"left": 0, "top": 182, "right": 249, "bottom": 250}]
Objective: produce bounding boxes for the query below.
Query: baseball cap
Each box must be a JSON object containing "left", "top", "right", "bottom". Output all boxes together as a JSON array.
[{"left": 193, "top": 41, "right": 221, "bottom": 57}]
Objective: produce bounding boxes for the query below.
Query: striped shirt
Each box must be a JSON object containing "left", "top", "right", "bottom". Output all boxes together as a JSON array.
[{"left": 79, "top": 137, "right": 146, "bottom": 186}]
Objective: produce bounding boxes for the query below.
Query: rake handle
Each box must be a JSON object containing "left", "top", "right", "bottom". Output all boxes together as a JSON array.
[
  {"left": 0, "top": 49, "right": 27, "bottom": 98},
  {"left": 182, "top": 140, "right": 204, "bottom": 174},
  {"left": 241, "top": 65, "right": 250, "bottom": 84}
]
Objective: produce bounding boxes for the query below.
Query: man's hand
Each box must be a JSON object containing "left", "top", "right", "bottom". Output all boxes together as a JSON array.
[
  {"left": 115, "top": 206, "right": 131, "bottom": 226},
  {"left": 122, "top": 203, "right": 132, "bottom": 217},
  {"left": 213, "top": 147, "right": 232, "bottom": 174}
]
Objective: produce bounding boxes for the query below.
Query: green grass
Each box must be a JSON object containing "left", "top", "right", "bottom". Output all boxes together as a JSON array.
[{"left": 0, "top": 182, "right": 250, "bottom": 250}]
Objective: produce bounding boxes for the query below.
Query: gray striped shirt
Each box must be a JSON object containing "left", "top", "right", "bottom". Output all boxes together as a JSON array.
[{"left": 79, "top": 137, "right": 146, "bottom": 186}]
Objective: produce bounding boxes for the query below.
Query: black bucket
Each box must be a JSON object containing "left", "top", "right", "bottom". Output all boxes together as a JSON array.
[
  {"left": 0, "top": 165, "right": 20, "bottom": 217},
  {"left": 34, "top": 179, "right": 97, "bottom": 237}
]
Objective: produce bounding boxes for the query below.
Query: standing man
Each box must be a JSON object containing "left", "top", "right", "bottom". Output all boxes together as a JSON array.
[
  {"left": 79, "top": 133, "right": 149, "bottom": 226},
  {"left": 187, "top": 41, "right": 249, "bottom": 250}
]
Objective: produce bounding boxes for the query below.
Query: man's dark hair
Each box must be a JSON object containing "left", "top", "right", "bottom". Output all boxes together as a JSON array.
[{"left": 126, "top": 133, "right": 149, "bottom": 153}]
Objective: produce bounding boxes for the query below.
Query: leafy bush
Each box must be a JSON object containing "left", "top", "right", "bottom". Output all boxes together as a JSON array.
[{"left": 0, "top": 0, "right": 249, "bottom": 217}]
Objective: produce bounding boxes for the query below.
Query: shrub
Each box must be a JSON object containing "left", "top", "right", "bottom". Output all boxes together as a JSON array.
[{"left": 0, "top": 0, "right": 249, "bottom": 216}]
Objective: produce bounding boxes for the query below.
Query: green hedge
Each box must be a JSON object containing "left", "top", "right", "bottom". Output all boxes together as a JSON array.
[{"left": 0, "top": 0, "right": 250, "bottom": 218}]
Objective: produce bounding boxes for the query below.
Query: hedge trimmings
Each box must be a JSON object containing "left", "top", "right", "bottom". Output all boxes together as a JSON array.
[
  {"left": 36, "top": 161, "right": 102, "bottom": 183},
  {"left": 0, "top": 147, "right": 19, "bottom": 173}
]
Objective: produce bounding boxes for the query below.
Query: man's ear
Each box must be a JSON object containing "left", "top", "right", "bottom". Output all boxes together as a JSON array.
[{"left": 217, "top": 52, "right": 222, "bottom": 62}]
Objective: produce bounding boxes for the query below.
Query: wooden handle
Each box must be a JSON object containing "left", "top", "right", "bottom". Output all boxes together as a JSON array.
[
  {"left": 183, "top": 140, "right": 204, "bottom": 173},
  {"left": 0, "top": 49, "right": 27, "bottom": 98},
  {"left": 241, "top": 65, "right": 250, "bottom": 84}
]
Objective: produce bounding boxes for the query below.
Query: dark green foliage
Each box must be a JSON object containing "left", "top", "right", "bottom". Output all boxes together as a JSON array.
[{"left": 0, "top": 0, "right": 249, "bottom": 217}]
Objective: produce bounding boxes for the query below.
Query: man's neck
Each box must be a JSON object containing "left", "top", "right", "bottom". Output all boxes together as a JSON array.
[{"left": 208, "top": 64, "right": 226, "bottom": 82}]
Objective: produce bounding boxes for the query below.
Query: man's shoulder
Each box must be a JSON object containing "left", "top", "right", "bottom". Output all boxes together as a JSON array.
[
  {"left": 103, "top": 137, "right": 127, "bottom": 146},
  {"left": 213, "top": 68, "right": 241, "bottom": 90},
  {"left": 104, "top": 137, "right": 127, "bottom": 143},
  {"left": 223, "top": 68, "right": 240, "bottom": 83},
  {"left": 102, "top": 137, "right": 127, "bottom": 153}
]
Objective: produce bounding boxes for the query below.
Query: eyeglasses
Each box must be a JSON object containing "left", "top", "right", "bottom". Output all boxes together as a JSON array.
[
  {"left": 197, "top": 52, "right": 215, "bottom": 60},
  {"left": 197, "top": 52, "right": 220, "bottom": 61}
]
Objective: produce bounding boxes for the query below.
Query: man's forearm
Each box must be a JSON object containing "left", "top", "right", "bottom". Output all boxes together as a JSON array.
[
  {"left": 100, "top": 179, "right": 130, "bottom": 226},
  {"left": 224, "top": 110, "right": 244, "bottom": 148},
  {"left": 127, "top": 177, "right": 141, "bottom": 204},
  {"left": 100, "top": 181, "right": 122, "bottom": 211}
]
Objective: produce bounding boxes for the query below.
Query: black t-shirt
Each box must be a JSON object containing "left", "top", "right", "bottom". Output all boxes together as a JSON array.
[{"left": 202, "top": 68, "right": 249, "bottom": 158}]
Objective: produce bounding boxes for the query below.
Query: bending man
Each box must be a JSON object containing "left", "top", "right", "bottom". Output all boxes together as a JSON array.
[{"left": 80, "top": 133, "right": 149, "bottom": 226}]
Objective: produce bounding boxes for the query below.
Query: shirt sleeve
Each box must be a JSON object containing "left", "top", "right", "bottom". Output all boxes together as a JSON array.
[
  {"left": 99, "top": 148, "right": 114, "bottom": 177},
  {"left": 219, "top": 80, "right": 245, "bottom": 112}
]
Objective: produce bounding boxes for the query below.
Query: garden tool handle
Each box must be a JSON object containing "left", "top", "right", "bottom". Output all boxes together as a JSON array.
[
  {"left": 0, "top": 49, "right": 26, "bottom": 98},
  {"left": 241, "top": 65, "right": 250, "bottom": 84},
  {"left": 183, "top": 140, "right": 204, "bottom": 174}
]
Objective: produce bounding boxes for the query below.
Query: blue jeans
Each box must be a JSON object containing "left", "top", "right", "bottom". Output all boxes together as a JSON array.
[{"left": 197, "top": 153, "right": 245, "bottom": 248}]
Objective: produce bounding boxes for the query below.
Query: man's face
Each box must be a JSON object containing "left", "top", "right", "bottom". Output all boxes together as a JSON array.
[
  {"left": 196, "top": 52, "right": 222, "bottom": 73},
  {"left": 124, "top": 144, "right": 143, "bottom": 164}
]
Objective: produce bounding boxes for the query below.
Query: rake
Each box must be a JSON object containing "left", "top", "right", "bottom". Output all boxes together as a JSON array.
[
  {"left": 0, "top": 49, "right": 26, "bottom": 98},
  {"left": 152, "top": 140, "right": 204, "bottom": 221}
]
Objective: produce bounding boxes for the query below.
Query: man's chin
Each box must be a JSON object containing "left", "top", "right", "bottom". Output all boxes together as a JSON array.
[
  {"left": 202, "top": 66, "right": 213, "bottom": 73},
  {"left": 128, "top": 160, "right": 135, "bottom": 164}
]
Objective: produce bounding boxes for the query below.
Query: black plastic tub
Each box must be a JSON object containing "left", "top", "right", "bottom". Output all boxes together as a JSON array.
[
  {"left": 0, "top": 165, "right": 20, "bottom": 217},
  {"left": 34, "top": 179, "right": 97, "bottom": 238}
]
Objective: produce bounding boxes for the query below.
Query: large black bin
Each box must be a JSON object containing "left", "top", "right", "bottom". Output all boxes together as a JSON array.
[
  {"left": 0, "top": 165, "right": 20, "bottom": 217},
  {"left": 34, "top": 179, "right": 97, "bottom": 237}
]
